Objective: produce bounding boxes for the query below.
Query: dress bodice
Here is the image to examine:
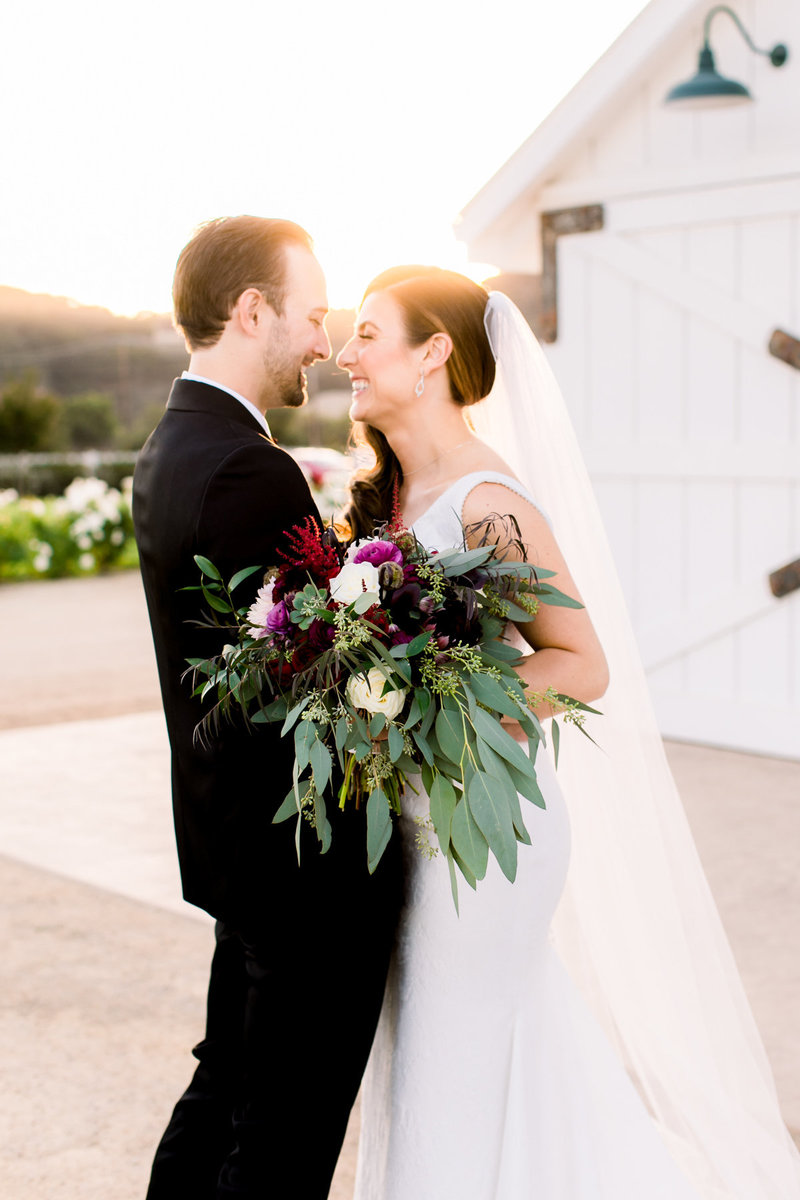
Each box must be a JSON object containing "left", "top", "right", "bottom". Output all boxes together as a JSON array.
[{"left": 409, "top": 470, "right": 550, "bottom": 549}]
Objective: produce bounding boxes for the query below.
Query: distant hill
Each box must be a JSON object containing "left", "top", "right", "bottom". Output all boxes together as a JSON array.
[{"left": 0, "top": 286, "right": 356, "bottom": 444}]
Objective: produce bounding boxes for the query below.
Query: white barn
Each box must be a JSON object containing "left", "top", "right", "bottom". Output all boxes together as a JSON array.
[{"left": 459, "top": 0, "right": 800, "bottom": 760}]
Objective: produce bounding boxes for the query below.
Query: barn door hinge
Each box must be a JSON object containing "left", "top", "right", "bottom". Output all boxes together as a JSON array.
[
  {"left": 539, "top": 205, "right": 604, "bottom": 344},
  {"left": 769, "top": 559, "right": 800, "bottom": 598},
  {"left": 768, "top": 329, "right": 800, "bottom": 370}
]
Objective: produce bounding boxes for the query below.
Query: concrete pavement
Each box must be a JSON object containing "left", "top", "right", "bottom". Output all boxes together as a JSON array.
[{"left": 1, "top": 571, "right": 798, "bottom": 1198}]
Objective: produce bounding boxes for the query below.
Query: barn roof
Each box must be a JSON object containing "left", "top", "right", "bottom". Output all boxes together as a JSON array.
[{"left": 456, "top": 0, "right": 704, "bottom": 248}]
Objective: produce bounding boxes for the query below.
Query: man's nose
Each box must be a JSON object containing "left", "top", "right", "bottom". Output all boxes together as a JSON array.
[
  {"left": 315, "top": 328, "right": 332, "bottom": 362},
  {"left": 336, "top": 337, "right": 355, "bottom": 369}
]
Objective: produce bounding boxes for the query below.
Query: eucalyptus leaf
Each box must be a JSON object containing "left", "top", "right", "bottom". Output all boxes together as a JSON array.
[
  {"left": 451, "top": 843, "right": 478, "bottom": 891},
  {"left": 406, "top": 631, "right": 433, "bottom": 656},
  {"left": 412, "top": 729, "right": 434, "bottom": 767},
  {"left": 467, "top": 770, "right": 518, "bottom": 882},
  {"left": 314, "top": 792, "right": 332, "bottom": 853},
  {"left": 450, "top": 797, "right": 488, "bottom": 881},
  {"left": 434, "top": 706, "right": 465, "bottom": 766},
  {"left": 294, "top": 720, "right": 316, "bottom": 773},
  {"left": 439, "top": 547, "right": 493, "bottom": 574},
  {"left": 353, "top": 590, "right": 380, "bottom": 614},
  {"left": 310, "top": 739, "right": 332, "bottom": 794},
  {"left": 475, "top": 723, "right": 544, "bottom": 809},
  {"left": 447, "top": 852, "right": 460, "bottom": 914},
  {"left": 335, "top": 717, "right": 349, "bottom": 752},
  {"left": 402, "top": 694, "right": 422, "bottom": 730},
  {"left": 366, "top": 787, "right": 392, "bottom": 873},
  {"left": 272, "top": 786, "right": 301, "bottom": 824},
  {"left": 369, "top": 712, "right": 387, "bottom": 737},
  {"left": 387, "top": 723, "right": 404, "bottom": 763},
  {"left": 502, "top": 598, "right": 538, "bottom": 623},
  {"left": 282, "top": 694, "right": 312, "bottom": 736},
  {"left": 480, "top": 641, "right": 524, "bottom": 665},
  {"left": 468, "top": 672, "right": 523, "bottom": 719},
  {"left": 552, "top": 718, "right": 561, "bottom": 769},
  {"left": 429, "top": 773, "right": 457, "bottom": 853},
  {"left": 533, "top": 583, "right": 583, "bottom": 609},
  {"left": 418, "top": 692, "right": 436, "bottom": 737},
  {"left": 472, "top": 707, "right": 534, "bottom": 778}
]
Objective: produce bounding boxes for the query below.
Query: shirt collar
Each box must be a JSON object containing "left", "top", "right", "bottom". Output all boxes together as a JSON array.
[{"left": 181, "top": 372, "right": 272, "bottom": 438}]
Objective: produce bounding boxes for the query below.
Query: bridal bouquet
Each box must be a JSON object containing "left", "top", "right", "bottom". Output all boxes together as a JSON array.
[{"left": 187, "top": 515, "right": 593, "bottom": 905}]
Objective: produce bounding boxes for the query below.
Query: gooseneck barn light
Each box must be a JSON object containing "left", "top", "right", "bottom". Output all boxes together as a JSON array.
[{"left": 665, "top": 5, "right": 788, "bottom": 108}]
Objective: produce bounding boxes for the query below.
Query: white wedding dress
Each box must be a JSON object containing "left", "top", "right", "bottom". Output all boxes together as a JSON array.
[{"left": 353, "top": 471, "right": 702, "bottom": 1200}]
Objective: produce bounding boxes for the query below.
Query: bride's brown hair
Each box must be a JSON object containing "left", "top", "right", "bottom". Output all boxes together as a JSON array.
[{"left": 344, "top": 266, "right": 496, "bottom": 540}]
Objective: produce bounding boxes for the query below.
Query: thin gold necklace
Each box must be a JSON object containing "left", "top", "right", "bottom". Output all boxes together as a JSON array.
[{"left": 402, "top": 438, "right": 473, "bottom": 478}]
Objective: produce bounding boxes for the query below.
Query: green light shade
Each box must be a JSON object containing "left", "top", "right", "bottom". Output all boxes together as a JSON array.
[{"left": 665, "top": 45, "right": 751, "bottom": 108}]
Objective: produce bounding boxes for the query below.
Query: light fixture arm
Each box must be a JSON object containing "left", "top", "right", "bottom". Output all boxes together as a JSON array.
[{"left": 702, "top": 5, "right": 788, "bottom": 66}]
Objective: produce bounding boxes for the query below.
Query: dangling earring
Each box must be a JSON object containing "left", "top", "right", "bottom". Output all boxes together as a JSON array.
[{"left": 415, "top": 364, "right": 425, "bottom": 398}]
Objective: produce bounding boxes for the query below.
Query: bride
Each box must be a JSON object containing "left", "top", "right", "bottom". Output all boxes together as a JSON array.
[{"left": 335, "top": 267, "right": 800, "bottom": 1199}]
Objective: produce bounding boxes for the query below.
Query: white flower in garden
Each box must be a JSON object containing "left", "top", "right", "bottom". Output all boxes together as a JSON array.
[
  {"left": 33, "top": 547, "right": 52, "bottom": 572},
  {"left": 245, "top": 581, "right": 277, "bottom": 638},
  {"left": 76, "top": 533, "right": 93, "bottom": 551},
  {"left": 110, "top": 528, "right": 125, "bottom": 546},
  {"left": 78, "top": 552, "right": 95, "bottom": 571},
  {"left": 65, "top": 477, "right": 109, "bottom": 511},
  {"left": 329, "top": 560, "right": 380, "bottom": 606},
  {"left": 346, "top": 667, "right": 408, "bottom": 720},
  {"left": 28, "top": 538, "right": 53, "bottom": 572},
  {"left": 0, "top": 488, "right": 19, "bottom": 507}
]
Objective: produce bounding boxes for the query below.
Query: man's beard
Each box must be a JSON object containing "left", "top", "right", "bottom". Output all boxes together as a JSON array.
[
  {"left": 276, "top": 365, "right": 308, "bottom": 409},
  {"left": 264, "top": 327, "right": 308, "bottom": 409}
]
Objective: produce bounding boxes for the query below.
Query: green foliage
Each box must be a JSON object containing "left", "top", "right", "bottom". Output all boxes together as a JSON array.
[
  {"left": 59, "top": 392, "right": 118, "bottom": 450},
  {"left": 0, "top": 475, "right": 136, "bottom": 581},
  {"left": 0, "top": 374, "right": 61, "bottom": 452}
]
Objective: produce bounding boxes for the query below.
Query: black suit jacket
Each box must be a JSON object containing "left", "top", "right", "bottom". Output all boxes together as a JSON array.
[{"left": 133, "top": 378, "right": 330, "bottom": 923}]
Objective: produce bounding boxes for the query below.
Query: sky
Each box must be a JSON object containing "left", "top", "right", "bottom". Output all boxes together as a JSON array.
[{"left": 0, "top": 0, "right": 649, "bottom": 315}]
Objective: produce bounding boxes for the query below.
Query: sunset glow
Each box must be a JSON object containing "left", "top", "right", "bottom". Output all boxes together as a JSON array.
[{"left": 0, "top": 0, "right": 648, "bottom": 315}]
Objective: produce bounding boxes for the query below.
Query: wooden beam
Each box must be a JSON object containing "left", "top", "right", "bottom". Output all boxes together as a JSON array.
[
  {"left": 769, "top": 559, "right": 800, "bottom": 598},
  {"left": 769, "top": 329, "right": 800, "bottom": 371},
  {"left": 539, "top": 205, "right": 604, "bottom": 343}
]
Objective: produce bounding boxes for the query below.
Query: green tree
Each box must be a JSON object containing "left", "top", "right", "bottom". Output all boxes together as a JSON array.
[
  {"left": 0, "top": 373, "right": 61, "bottom": 452},
  {"left": 60, "top": 391, "right": 118, "bottom": 449}
]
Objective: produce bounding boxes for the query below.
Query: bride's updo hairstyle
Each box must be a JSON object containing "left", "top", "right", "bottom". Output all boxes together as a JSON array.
[{"left": 345, "top": 266, "right": 496, "bottom": 539}]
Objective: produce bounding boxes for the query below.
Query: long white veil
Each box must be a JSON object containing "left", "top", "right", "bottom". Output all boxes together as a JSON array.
[{"left": 470, "top": 291, "right": 800, "bottom": 1199}]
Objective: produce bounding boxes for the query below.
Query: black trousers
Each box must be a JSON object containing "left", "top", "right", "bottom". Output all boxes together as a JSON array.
[{"left": 145, "top": 833, "right": 402, "bottom": 1199}]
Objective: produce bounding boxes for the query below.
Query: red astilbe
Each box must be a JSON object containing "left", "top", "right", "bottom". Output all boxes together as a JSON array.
[{"left": 274, "top": 517, "right": 341, "bottom": 598}]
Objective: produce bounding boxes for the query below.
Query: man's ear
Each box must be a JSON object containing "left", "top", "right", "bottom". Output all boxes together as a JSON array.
[
  {"left": 423, "top": 332, "right": 453, "bottom": 369},
  {"left": 232, "top": 288, "right": 269, "bottom": 337}
]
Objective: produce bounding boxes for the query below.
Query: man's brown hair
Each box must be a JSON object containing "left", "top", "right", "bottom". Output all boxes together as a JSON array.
[{"left": 173, "top": 216, "right": 313, "bottom": 350}]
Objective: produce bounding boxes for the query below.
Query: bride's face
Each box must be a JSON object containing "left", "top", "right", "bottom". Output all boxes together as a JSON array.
[{"left": 336, "top": 291, "right": 422, "bottom": 429}]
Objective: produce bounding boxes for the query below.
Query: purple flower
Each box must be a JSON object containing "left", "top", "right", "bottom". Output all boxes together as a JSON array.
[
  {"left": 353, "top": 539, "right": 404, "bottom": 568},
  {"left": 389, "top": 625, "right": 414, "bottom": 647},
  {"left": 266, "top": 599, "right": 292, "bottom": 637}
]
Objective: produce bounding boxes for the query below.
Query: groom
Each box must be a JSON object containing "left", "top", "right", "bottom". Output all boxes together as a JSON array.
[{"left": 133, "top": 216, "right": 402, "bottom": 1198}]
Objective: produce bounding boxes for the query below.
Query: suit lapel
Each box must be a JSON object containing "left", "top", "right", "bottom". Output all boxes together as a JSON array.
[{"left": 166, "top": 378, "right": 269, "bottom": 438}]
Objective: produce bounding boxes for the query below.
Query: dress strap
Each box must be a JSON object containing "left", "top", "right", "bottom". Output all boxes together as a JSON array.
[{"left": 442, "top": 471, "right": 552, "bottom": 529}]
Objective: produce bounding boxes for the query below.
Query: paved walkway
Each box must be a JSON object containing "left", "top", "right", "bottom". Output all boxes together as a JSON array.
[{"left": 1, "top": 572, "right": 798, "bottom": 1198}]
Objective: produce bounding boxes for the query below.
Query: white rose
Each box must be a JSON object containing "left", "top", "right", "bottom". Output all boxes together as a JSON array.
[
  {"left": 346, "top": 667, "right": 408, "bottom": 720},
  {"left": 329, "top": 560, "right": 380, "bottom": 606}
]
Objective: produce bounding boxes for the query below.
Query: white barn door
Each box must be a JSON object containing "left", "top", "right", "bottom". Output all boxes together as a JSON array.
[{"left": 546, "top": 225, "right": 800, "bottom": 759}]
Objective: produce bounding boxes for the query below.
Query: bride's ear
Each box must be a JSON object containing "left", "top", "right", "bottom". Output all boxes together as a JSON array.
[{"left": 422, "top": 332, "right": 453, "bottom": 370}]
